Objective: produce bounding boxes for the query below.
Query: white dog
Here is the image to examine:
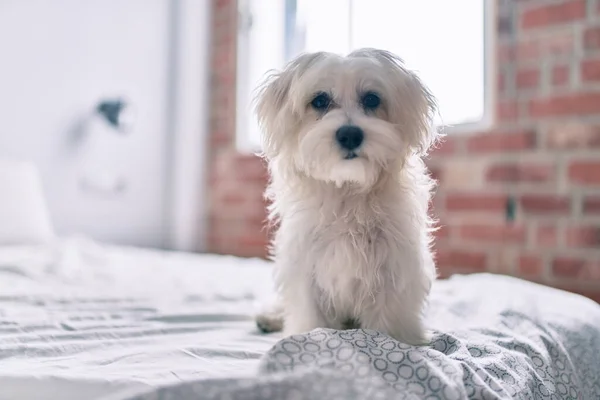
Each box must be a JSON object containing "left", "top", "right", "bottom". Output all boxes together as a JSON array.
[{"left": 254, "top": 48, "right": 440, "bottom": 345}]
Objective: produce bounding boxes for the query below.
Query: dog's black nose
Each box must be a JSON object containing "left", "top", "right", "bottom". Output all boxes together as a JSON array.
[{"left": 335, "top": 125, "right": 364, "bottom": 151}]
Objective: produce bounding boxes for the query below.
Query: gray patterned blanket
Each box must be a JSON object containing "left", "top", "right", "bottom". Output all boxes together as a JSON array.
[{"left": 131, "top": 274, "right": 600, "bottom": 400}]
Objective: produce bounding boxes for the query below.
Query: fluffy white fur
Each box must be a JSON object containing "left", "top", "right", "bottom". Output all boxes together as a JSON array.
[{"left": 254, "top": 48, "right": 440, "bottom": 345}]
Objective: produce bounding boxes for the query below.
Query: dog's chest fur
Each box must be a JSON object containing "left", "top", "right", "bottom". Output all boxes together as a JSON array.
[{"left": 297, "top": 193, "right": 396, "bottom": 323}]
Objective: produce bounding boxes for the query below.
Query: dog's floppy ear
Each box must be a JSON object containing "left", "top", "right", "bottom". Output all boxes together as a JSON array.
[
  {"left": 255, "top": 69, "right": 293, "bottom": 134},
  {"left": 254, "top": 68, "right": 295, "bottom": 159},
  {"left": 349, "top": 48, "right": 440, "bottom": 156},
  {"left": 254, "top": 52, "right": 326, "bottom": 158},
  {"left": 403, "top": 69, "right": 439, "bottom": 156}
]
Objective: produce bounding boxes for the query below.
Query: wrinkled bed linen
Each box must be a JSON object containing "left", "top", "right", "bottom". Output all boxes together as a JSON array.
[
  {"left": 130, "top": 274, "right": 600, "bottom": 400},
  {"left": 1, "top": 238, "right": 599, "bottom": 400},
  {"left": 0, "top": 238, "right": 279, "bottom": 400}
]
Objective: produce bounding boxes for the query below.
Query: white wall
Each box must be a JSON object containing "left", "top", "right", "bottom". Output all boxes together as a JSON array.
[{"left": 0, "top": 0, "right": 210, "bottom": 249}]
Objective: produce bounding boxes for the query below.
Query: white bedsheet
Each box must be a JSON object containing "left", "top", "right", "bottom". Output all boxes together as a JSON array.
[
  {"left": 0, "top": 237, "right": 280, "bottom": 400},
  {"left": 3, "top": 238, "right": 600, "bottom": 400}
]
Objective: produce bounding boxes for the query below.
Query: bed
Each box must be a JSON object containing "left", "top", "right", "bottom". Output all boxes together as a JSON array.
[{"left": 1, "top": 237, "right": 599, "bottom": 400}]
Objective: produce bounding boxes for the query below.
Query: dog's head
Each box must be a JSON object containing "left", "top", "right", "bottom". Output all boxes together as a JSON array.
[{"left": 255, "top": 48, "right": 438, "bottom": 188}]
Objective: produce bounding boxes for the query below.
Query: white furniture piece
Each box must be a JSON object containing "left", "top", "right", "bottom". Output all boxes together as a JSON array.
[{"left": 0, "top": 159, "right": 55, "bottom": 245}]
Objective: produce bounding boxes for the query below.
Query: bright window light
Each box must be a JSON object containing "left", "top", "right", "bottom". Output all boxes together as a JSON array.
[{"left": 237, "top": 0, "right": 493, "bottom": 151}]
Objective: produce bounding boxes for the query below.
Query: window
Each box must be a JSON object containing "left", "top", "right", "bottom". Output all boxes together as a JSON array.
[{"left": 236, "top": 0, "right": 495, "bottom": 151}]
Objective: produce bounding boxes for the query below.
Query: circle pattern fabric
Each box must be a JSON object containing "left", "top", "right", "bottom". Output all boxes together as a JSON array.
[{"left": 130, "top": 275, "right": 600, "bottom": 400}]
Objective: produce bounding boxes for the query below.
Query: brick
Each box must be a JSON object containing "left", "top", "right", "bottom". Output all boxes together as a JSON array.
[
  {"left": 518, "top": 255, "right": 544, "bottom": 277},
  {"left": 214, "top": 4, "right": 232, "bottom": 25},
  {"left": 556, "top": 286, "right": 600, "bottom": 303},
  {"left": 546, "top": 123, "right": 600, "bottom": 149},
  {"left": 432, "top": 224, "right": 450, "bottom": 241},
  {"left": 208, "top": 235, "right": 236, "bottom": 256},
  {"left": 466, "top": 130, "right": 536, "bottom": 153},
  {"left": 245, "top": 212, "right": 269, "bottom": 231},
  {"left": 565, "top": 225, "right": 600, "bottom": 248},
  {"left": 540, "top": 30, "right": 575, "bottom": 57},
  {"left": 243, "top": 183, "right": 269, "bottom": 205},
  {"left": 458, "top": 224, "right": 526, "bottom": 243},
  {"left": 219, "top": 192, "right": 246, "bottom": 205},
  {"left": 519, "top": 194, "right": 571, "bottom": 214},
  {"left": 513, "top": 31, "right": 574, "bottom": 62},
  {"left": 521, "top": 0, "right": 585, "bottom": 30},
  {"left": 498, "top": 72, "right": 506, "bottom": 94},
  {"left": 445, "top": 193, "right": 508, "bottom": 213},
  {"left": 438, "top": 159, "right": 483, "bottom": 190},
  {"left": 551, "top": 64, "right": 569, "bottom": 86},
  {"left": 235, "top": 244, "right": 269, "bottom": 259},
  {"left": 211, "top": 130, "right": 231, "bottom": 147},
  {"left": 536, "top": 224, "right": 558, "bottom": 247},
  {"left": 429, "top": 137, "right": 456, "bottom": 157},
  {"left": 234, "top": 154, "right": 269, "bottom": 182},
  {"left": 208, "top": 170, "right": 220, "bottom": 187},
  {"left": 216, "top": 0, "right": 233, "bottom": 10},
  {"left": 238, "top": 233, "right": 270, "bottom": 248},
  {"left": 485, "top": 163, "right": 553, "bottom": 183},
  {"left": 428, "top": 166, "right": 442, "bottom": 183},
  {"left": 568, "top": 160, "right": 600, "bottom": 185},
  {"left": 516, "top": 67, "right": 540, "bottom": 89},
  {"left": 584, "top": 26, "right": 600, "bottom": 51},
  {"left": 584, "top": 196, "right": 600, "bottom": 213},
  {"left": 580, "top": 291, "right": 600, "bottom": 303},
  {"left": 436, "top": 269, "right": 452, "bottom": 280},
  {"left": 207, "top": 233, "right": 221, "bottom": 249},
  {"left": 496, "top": 100, "right": 519, "bottom": 122},
  {"left": 581, "top": 58, "right": 600, "bottom": 82},
  {"left": 552, "top": 257, "right": 600, "bottom": 280},
  {"left": 209, "top": 216, "right": 243, "bottom": 240},
  {"left": 529, "top": 92, "right": 600, "bottom": 118},
  {"left": 497, "top": 43, "right": 515, "bottom": 64},
  {"left": 435, "top": 249, "right": 488, "bottom": 272},
  {"left": 487, "top": 248, "right": 518, "bottom": 275},
  {"left": 552, "top": 257, "right": 583, "bottom": 278},
  {"left": 212, "top": 46, "right": 233, "bottom": 69},
  {"left": 515, "top": 40, "right": 539, "bottom": 60}
]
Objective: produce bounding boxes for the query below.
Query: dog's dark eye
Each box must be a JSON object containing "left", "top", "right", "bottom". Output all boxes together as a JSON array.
[
  {"left": 310, "top": 92, "right": 331, "bottom": 111},
  {"left": 361, "top": 92, "right": 381, "bottom": 110}
]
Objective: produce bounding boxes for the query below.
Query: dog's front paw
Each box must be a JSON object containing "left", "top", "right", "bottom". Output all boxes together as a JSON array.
[
  {"left": 255, "top": 299, "right": 286, "bottom": 333},
  {"left": 255, "top": 311, "right": 283, "bottom": 333}
]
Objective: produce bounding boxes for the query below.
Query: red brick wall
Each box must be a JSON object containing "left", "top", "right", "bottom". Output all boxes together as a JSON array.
[
  {"left": 207, "top": 0, "right": 600, "bottom": 301},
  {"left": 429, "top": 0, "right": 600, "bottom": 301},
  {"left": 207, "top": 0, "right": 270, "bottom": 257}
]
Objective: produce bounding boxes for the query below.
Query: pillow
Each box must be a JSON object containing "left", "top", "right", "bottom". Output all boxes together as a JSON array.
[{"left": 0, "top": 159, "right": 55, "bottom": 245}]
